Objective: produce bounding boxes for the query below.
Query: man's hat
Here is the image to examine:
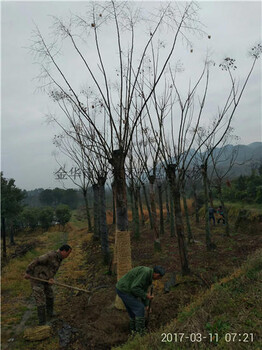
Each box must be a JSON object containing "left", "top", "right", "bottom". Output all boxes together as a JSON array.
[{"left": 153, "top": 265, "right": 165, "bottom": 276}]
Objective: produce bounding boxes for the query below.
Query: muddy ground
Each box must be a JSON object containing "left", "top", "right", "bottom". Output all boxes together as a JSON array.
[{"left": 57, "top": 218, "right": 262, "bottom": 349}]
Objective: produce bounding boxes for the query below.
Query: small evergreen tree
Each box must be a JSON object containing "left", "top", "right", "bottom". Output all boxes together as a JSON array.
[
  {"left": 22, "top": 207, "right": 40, "bottom": 230},
  {"left": 55, "top": 205, "right": 71, "bottom": 227},
  {"left": 38, "top": 207, "right": 54, "bottom": 230}
]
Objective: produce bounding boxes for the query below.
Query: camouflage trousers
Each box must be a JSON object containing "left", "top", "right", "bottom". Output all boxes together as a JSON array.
[{"left": 31, "top": 282, "right": 54, "bottom": 307}]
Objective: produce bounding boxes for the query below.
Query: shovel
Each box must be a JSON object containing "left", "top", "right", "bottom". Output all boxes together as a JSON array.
[{"left": 28, "top": 276, "right": 92, "bottom": 294}]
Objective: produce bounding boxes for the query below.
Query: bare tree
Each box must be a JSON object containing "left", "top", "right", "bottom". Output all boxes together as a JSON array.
[
  {"left": 53, "top": 132, "right": 92, "bottom": 232},
  {"left": 156, "top": 45, "right": 262, "bottom": 264},
  {"left": 133, "top": 118, "right": 163, "bottom": 251},
  {"left": 53, "top": 129, "right": 110, "bottom": 263},
  {"left": 30, "top": 1, "right": 203, "bottom": 290}
]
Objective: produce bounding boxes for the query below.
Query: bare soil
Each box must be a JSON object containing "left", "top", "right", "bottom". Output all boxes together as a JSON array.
[{"left": 56, "top": 219, "right": 262, "bottom": 349}]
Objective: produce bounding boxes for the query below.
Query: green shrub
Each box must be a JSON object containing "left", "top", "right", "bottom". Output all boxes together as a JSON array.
[{"left": 55, "top": 204, "right": 71, "bottom": 227}]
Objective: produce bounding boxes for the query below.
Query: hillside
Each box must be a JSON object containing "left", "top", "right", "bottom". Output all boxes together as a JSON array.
[{"left": 114, "top": 249, "right": 262, "bottom": 350}]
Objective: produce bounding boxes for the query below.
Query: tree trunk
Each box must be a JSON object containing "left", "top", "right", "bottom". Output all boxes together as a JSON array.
[
  {"left": 193, "top": 185, "right": 200, "bottom": 224},
  {"left": 128, "top": 185, "right": 135, "bottom": 234},
  {"left": 218, "top": 185, "right": 230, "bottom": 237},
  {"left": 149, "top": 176, "right": 161, "bottom": 252},
  {"left": 137, "top": 185, "right": 145, "bottom": 226},
  {"left": 92, "top": 183, "right": 100, "bottom": 241},
  {"left": 221, "top": 198, "right": 230, "bottom": 237},
  {"left": 201, "top": 163, "right": 216, "bottom": 251},
  {"left": 98, "top": 176, "right": 110, "bottom": 264},
  {"left": 207, "top": 177, "right": 214, "bottom": 208},
  {"left": 157, "top": 183, "right": 165, "bottom": 236},
  {"left": 133, "top": 186, "right": 140, "bottom": 239},
  {"left": 83, "top": 188, "right": 92, "bottom": 232},
  {"left": 142, "top": 182, "right": 153, "bottom": 229},
  {"left": 167, "top": 165, "right": 190, "bottom": 275},
  {"left": 168, "top": 183, "right": 175, "bottom": 237},
  {"left": 182, "top": 191, "right": 193, "bottom": 243},
  {"left": 2, "top": 217, "right": 7, "bottom": 259},
  {"left": 10, "top": 223, "right": 15, "bottom": 245},
  {"left": 110, "top": 151, "right": 128, "bottom": 231},
  {"left": 112, "top": 183, "right": 116, "bottom": 225},
  {"left": 109, "top": 150, "right": 132, "bottom": 310},
  {"left": 165, "top": 182, "right": 170, "bottom": 221}
]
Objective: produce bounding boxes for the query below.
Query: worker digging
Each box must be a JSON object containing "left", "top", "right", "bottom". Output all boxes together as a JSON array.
[
  {"left": 24, "top": 244, "right": 72, "bottom": 325},
  {"left": 116, "top": 265, "right": 165, "bottom": 335}
]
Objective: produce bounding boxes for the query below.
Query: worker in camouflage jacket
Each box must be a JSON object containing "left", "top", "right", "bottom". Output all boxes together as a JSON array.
[
  {"left": 24, "top": 244, "right": 72, "bottom": 325},
  {"left": 116, "top": 265, "right": 165, "bottom": 335}
]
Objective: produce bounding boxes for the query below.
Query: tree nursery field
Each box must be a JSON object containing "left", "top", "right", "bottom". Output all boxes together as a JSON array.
[{"left": 1, "top": 207, "right": 262, "bottom": 350}]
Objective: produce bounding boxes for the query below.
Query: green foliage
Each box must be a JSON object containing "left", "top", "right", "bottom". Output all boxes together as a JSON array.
[
  {"left": 222, "top": 171, "right": 262, "bottom": 204},
  {"left": 1, "top": 172, "right": 25, "bottom": 219},
  {"left": 38, "top": 187, "right": 80, "bottom": 209},
  {"left": 22, "top": 207, "right": 40, "bottom": 230},
  {"left": 38, "top": 207, "right": 54, "bottom": 230},
  {"left": 55, "top": 204, "right": 71, "bottom": 226}
]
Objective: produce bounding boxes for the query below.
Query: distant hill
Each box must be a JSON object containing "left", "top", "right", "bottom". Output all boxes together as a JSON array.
[{"left": 211, "top": 142, "right": 262, "bottom": 177}]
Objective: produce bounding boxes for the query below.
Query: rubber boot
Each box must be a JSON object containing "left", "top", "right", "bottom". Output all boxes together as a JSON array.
[
  {"left": 129, "top": 318, "right": 136, "bottom": 334},
  {"left": 46, "top": 297, "right": 56, "bottom": 320},
  {"left": 37, "top": 305, "right": 46, "bottom": 325},
  {"left": 135, "top": 316, "right": 146, "bottom": 335}
]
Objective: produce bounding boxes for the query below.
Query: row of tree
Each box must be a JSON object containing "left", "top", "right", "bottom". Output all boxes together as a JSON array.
[
  {"left": 23, "top": 188, "right": 83, "bottom": 209},
  {"left": 30, "top": 1, "right": 261, "bottom": 282}
]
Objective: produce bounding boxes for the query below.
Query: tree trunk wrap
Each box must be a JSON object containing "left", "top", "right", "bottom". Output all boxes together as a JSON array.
[
  {"left": 109, "top": 151, "right": 132, "bottom": 309},
  {"left": 115, "top": 230, "right": 132, "bottom": 310}
]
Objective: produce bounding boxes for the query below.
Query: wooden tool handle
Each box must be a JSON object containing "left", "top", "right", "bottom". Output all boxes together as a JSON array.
[{"left": 29, "top": 276, "right": 92, "bottom": 294}]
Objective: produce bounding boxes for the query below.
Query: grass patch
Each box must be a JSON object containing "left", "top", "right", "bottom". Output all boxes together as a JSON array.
[{"left": 1, "top": 229, "right": 70, "bottom": 339}]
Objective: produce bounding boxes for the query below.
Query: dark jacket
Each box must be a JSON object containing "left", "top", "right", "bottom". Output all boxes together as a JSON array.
[{"left": 116, "top": 266, "right": 153, "bottom": 305}]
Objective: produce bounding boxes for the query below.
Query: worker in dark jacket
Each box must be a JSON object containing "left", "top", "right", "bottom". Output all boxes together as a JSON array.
[
  {"left": 24, "top": 244, "right": 72, "bottom": 325},
  {"left": 116, "top": 265, "right": 165, "bottom": 334}
]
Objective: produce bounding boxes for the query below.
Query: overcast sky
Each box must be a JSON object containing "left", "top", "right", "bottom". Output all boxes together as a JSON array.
[{"left": 1, "top": 1, "right": 261, "bottom": 190}]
